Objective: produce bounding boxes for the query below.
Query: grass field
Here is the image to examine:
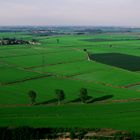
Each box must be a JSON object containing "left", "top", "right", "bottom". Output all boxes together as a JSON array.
[
  {"left": 0, "top": 32, "right": 140, "bottom": 131},
  {"left": 0, "top": 102, "right": 140, "bottom": 132},
  {"left": 0, "top": 63, "right": 43, "bottom": 84}
]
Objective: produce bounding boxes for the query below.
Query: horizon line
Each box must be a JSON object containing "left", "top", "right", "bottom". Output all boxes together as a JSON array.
[{"left": 0, "top": 25, "right": 140, "bottom": 28}]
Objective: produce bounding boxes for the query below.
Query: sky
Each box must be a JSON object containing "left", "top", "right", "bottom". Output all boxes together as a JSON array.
[{"left": 0, "top": 0, "right": 140, "bottom": 26}]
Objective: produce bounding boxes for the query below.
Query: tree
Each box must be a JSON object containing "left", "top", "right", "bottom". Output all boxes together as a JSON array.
[
  {"left": 57, "top": 39, "right": 59, "bottom": 44},
  {"left": 83, "top": 49, "right": 87, "bottom": 52},
  {"left": 28, "top": 90, "right": 37, "bottom": 105},
  {"left": 79, "top": 88, "right": 88, "bottom": 103},
  {"left": 55, "top": 89, "right": 65, "bottom": 105}
]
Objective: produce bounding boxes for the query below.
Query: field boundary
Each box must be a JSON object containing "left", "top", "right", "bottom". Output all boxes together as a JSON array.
[{"left": 0, "top": 75, "right": 53, "bottom": 86}]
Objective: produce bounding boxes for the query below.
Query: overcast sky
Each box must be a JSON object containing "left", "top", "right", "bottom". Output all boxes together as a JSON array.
[{"left": 0, "top": 0, "right": 140, "bottom": 26}]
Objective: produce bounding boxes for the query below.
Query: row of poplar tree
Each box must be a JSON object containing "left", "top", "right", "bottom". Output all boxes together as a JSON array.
[{"left": 28, "top": 88, "right": 88, "bottom": 105}]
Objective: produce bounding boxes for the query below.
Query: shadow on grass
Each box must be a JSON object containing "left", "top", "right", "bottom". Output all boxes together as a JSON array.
[
  {"left": 67, "top": 95, "right": 113, "bottom": 104},
  {"left": 36, "top": 98, "right": 58, "bottom": 105},
  {"left": 90, "top": 53, "right": 140, "bottom": 71},
  {"left": 87, "top": 95, "right": 113, "bottom": 103},
  {"left": 36, "top": 95, "right": 113, "bottom": 105}
]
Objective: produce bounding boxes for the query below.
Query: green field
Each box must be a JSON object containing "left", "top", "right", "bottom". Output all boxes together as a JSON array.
[
  {"left": 0, "top": 102, "right": 140, "bottom": 131},
  {"left": 0, "top": 32, "right": 140, "bottom": 131}
]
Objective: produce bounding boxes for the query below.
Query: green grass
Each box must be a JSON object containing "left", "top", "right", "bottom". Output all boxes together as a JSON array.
[
  {"left": 0, "top": 63, "right": 43, "bottom": 83},
  {"left": 1, "top": 50, "right": 86, "bottom": 68},
  {"left": 0, "top": 102, "right": 140, "bottom": 131}
]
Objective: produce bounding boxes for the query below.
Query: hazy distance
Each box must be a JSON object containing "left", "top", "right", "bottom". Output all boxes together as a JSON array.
[{"left": 0, "top": 0, "right": 140, "bottom": 26}]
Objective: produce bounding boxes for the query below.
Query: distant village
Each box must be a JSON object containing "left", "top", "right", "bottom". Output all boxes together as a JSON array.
[{"left": 0, "top": 38, "right": 39, "bottom": 45}]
